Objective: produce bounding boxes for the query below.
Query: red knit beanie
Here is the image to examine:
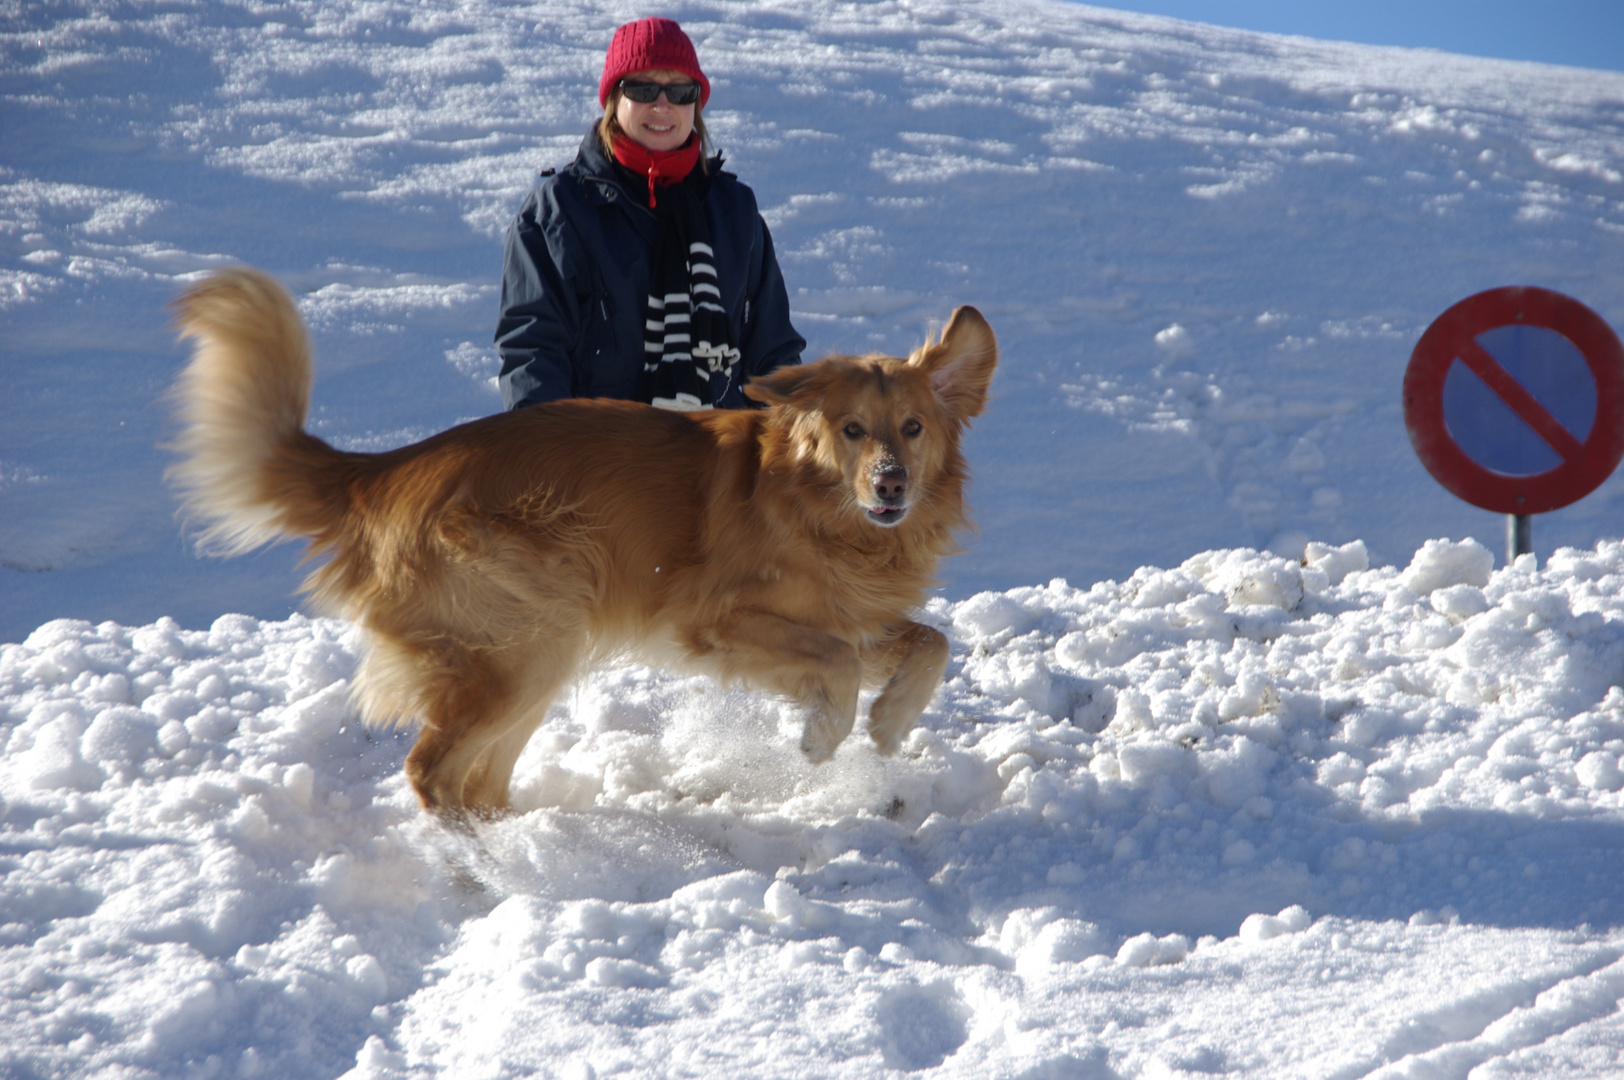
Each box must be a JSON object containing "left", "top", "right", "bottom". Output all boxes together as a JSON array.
[{"left": 598, "top": 18, "right": 710, "bottom": 108}]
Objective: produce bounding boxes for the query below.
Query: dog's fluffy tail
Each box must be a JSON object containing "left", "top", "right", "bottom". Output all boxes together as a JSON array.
[{"left": 168, "top": 267, "right": 358, "bottom": 556}]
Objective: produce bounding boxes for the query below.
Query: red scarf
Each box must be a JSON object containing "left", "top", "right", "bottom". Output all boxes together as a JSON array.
[{"left": 611, "top": 134, "right": 701, "bottom": 209}]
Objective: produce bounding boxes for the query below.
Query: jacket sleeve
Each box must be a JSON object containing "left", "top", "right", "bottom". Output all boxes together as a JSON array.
[
  {"left": 741, "top": 217, "right": 805, "bottom": 380},
  {"left": 495, "top": 184, "right": 584, "bottom": 410}
]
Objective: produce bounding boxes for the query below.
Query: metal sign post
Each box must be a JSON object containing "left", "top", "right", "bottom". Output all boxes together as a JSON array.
[
  {"left": 1404, "top": 286, "right": 1624, "bottom": 566},
  {"left": 1507, "top": 514, "right": 1532, "bottom": 562}
]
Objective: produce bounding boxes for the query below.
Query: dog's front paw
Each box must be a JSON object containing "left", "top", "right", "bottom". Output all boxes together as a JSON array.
[
  {"left": 800, "top": 736, "right": 836, "bottom": 764},
  {"left": 799, "top": 709, "right": 851, "bottom": 763},
  {"left": 866, "top": 696, "right": 921, "bottom": 757},
  {"left": 868, "top": 728, "right": 905, "bottom": 757}
]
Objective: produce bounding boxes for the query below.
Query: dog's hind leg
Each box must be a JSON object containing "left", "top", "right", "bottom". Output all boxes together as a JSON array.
[
  {"left": 398, "top": 634, "right": 582, "bottom": 817},
  {"left": 688, "top": 611, "right": 863, "bottom": 762},
  {"left": 863, "top": 622, "right": 950, "bottom": 755},
  {"left": 459, "top": 687, "right": 557, "bottom": 812}
]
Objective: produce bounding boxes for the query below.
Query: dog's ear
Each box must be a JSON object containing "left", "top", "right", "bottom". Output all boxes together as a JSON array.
[
  {"left": 744, "top": 362, "right": 831, "bottom": 408},
  {"left": 909, "top": 306, "right": 997, "bottom": 422}
]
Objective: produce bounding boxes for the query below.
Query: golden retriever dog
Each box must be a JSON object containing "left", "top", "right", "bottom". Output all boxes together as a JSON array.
[{"left": 168, "top": 268, "right": 996, "bottom": 816}]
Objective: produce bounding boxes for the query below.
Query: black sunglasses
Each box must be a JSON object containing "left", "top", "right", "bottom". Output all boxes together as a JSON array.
[{"left": 618, "top": 80, "right": 701, "bottom": 106}]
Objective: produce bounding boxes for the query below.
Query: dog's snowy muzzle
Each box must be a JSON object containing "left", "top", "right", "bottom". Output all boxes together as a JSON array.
[{"left": 865, "top": 464, "right": 910, "bottom": 527}]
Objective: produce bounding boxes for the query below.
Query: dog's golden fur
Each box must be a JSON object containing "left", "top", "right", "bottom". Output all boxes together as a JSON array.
[{"left": 168, "top": 268, "right": 996, "bottom": 815}]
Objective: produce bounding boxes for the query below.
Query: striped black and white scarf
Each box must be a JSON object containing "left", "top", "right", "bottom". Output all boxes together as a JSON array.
[{"left": 640, "top": 180, "right": 741, "bottom": 411}]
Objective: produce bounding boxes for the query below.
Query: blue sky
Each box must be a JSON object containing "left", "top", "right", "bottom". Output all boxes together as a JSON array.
[{"left": 1085, "top": 1, "right": 1624, "bottom": 73}]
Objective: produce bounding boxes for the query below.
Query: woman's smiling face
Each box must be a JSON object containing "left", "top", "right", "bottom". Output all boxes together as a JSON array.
[{"left": 614, "top": 69, "right": 697, "bottom": 153}]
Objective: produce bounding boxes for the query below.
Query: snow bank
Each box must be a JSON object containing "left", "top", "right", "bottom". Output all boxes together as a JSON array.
[{"left": 5, "top": 539, "right": 1624, "bottom": 1077}]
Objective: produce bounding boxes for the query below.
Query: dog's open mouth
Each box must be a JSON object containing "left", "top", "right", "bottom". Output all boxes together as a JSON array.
[{"left": 865, "top": 504, "right": 909, "bottom": 527}]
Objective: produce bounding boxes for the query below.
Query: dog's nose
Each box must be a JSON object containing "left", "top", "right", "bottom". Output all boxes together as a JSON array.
[{"left": 872, "top": 467, "right": 908, "bottom": 501}]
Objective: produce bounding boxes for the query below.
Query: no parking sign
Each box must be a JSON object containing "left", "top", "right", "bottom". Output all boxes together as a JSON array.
[{"left": 1403, "top": 286, "right": 1624, "bottom": 521}]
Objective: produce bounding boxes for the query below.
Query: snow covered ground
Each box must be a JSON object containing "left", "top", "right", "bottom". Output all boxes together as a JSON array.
[
  {"left": 9, "top": 539, "right": 1624, "bottom": 1077},
  {"left": 4, "top": 1, "right": 1624, "bottom": 1076}
]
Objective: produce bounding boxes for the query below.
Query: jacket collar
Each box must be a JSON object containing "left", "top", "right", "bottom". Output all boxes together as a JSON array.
[{"left": 570, "top": 129, "right": 723, "bottom": 209}]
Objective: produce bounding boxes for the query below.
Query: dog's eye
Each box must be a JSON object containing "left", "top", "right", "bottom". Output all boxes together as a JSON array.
[
  {"left": 902, "top": 418, "right": 923, "bottom": 438},
  {"left": 843, "top": 422, "right": 865, "bottom": 440}
]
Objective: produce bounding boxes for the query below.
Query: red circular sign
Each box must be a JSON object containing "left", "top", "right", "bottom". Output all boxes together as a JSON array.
[{"left": 1404, "top": 286, "right": 1624, "bottom": 514}]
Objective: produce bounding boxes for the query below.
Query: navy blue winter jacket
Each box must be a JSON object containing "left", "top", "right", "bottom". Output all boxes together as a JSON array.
[{"left": 495, "top": 131, "right": 805, "bottom": 410}]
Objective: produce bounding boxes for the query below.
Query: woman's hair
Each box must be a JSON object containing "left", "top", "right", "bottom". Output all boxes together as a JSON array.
[{"left": 596, "top": 84, "right": 712, "bottom": 170}]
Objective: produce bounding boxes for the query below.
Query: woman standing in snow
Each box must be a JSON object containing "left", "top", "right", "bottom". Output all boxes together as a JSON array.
[{"left": 495, "top": 16, "right": 804, "bottom": 411}]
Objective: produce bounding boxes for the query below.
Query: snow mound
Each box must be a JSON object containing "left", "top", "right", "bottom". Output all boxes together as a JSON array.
[{"left": 6, "top": 540, "right": 1624, "bottom": 1076}]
